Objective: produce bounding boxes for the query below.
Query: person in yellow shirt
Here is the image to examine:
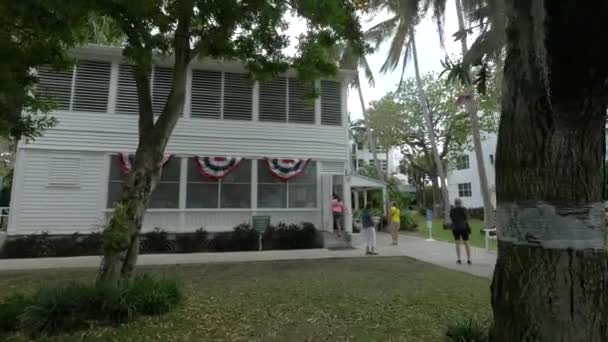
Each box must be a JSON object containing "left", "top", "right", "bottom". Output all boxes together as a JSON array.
[{"left": 389, "top": 202, "right": 401, "bottom": 245}]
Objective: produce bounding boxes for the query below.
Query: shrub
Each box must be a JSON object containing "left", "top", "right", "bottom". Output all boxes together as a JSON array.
[
  {"left": 176, "top": 228, "right": 209, "bottom": 253},
  {"left": 399, "top": 213, "right": 418, "bottom": 231},
  {"left": 446, "top": 318, "right": 490, "bottom": 342},
  {"left": 231, "top": 223, "right": 259, "bottom": 251},
  {"left": 208, "top": 231, "right": 234, "bottom": 252},
  {"left": 52, "top": 233, "right": 82, "bottom": 257},
  {"left": 262, "top": 222, "right": 321, "bottom": 250},
  {"left": 141, "top": 228, "right": 175, "bottom": 253},
  {"left": 77, "top": 232, "right": 103, "bottom": 256},
  {"left": 1, "top": 232, "right": 54, "bottom": 258},
  {"left": 467, "top": 207, "right": 485, "bottom": 221},
  {"left": 12, "top": 274, "right": 183, "bottom": 335},
  {"left": 0, "top": 293, "right": 32, "bottom": 333}
]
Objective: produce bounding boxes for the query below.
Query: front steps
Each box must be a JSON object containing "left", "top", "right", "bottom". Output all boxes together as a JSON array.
[{"left": 322, "top": 231, "right": 353, "bottom": 250}]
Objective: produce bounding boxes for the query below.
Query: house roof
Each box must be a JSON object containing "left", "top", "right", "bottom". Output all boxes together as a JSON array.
[{"left": 351, "top": 174, "right": 385, "bottom": 189}]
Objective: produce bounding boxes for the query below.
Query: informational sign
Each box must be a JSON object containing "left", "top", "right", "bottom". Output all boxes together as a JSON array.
[
  {"left": 252, "top": 215, "right": 270, "bottom": 232},
  {"left": 425, "top": 209, "right": 435, "bottom": 242},
  {"left": 426, "top": 209, "right": 433, "bottom": 222}
]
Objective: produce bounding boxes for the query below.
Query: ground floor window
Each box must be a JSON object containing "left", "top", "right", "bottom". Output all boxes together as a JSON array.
[
  {"left": 107, "top": 155, "right": 180, "bottom": 208},
  {"left": 187, "top": 158, "right": 251, "bottom": 208},
  {"left": 457, "top": 183, "right": 472, "bottom": 198},
  {"left": 257, "top": 160, "right": 317, "bottom": 208}
]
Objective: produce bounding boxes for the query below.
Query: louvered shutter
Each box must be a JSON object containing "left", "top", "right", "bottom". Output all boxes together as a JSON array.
[
  {"left": 259, "top": 77, "right": 286, "bottom": 122},
  {"left": 321, "top": 80, "right": 342, "bottom": 126},
  {"left": 321, "top": 161, "right": 345, "bottom": 174},
  {"left": 37, "top": 66, "right": 73, "bottom": 110},
  {"left": 72, "top": 60, "right": 111, "bottom": 112},
  {"left": 288, "top": 78, "right": 314, "bottom": 124},
  {"left": 223, "top": 72, "right": 252, "bottom": 120},
  {"left": 152, "top": 66, "right": 177, "bottom": 115},
  {"left": 116, "top": 64, "right": 139, "bottom": 115},
  {"left": 190, "top": 69, "right": 221, "bottom": 119},
  {"left": 48, "top": 157, "right": 81, "bottom": 187}
]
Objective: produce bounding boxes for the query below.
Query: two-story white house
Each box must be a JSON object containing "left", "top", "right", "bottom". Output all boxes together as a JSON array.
[
  {"left": 350, "top": 141, "right": 399, "bottom": 175},
  {"left": 446, "top": 133, "right": 497, "bottom": 208},
  {"left": 7, "top": 45, "right": 355, "bottom": 236}
]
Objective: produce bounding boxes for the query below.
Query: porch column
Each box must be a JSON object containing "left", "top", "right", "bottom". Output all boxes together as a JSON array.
[
  {"left": 363, "top": 190, "right": 368, "bottom": 207},
  {"left": 353, "top": 190, "right": 359, "bottom": 210},
  {"left": 343, "top": 175, "right": 353, "bottom": 233}
]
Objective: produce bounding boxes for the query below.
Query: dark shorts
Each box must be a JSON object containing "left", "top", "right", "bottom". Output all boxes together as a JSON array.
[{"left": 452, "top": 229, "right": 469, "bottom": 241}]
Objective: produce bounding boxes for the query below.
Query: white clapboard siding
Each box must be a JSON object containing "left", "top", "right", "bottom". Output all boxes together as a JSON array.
[
  {"left": 153, "top": 66, "right": 178, "bottom": 115},
  {"left": 72, "top": 60, "right": 111, "bottom": 112},
  {"left": 190, "top": 69, "right": 222, "bottom": 119},
  {"left": 37, "top": 66, "right": 73, "bottom": 110},
  {"left": 13, "top": 150, "right": 107, "bottom": 234},
  {"left": 321, "top": 80, "right": 342, "bottom": 126},
  {"left": 223, "top": 72, "right": 252, "bottom": 120},
  {"left": 288, "top": 78, "right": 315, "bottom": 124},
  {"left": 321, "top": 161, "right": 344, "bottom": 174},
  {"left": 259, "top": 77, "right": 287, "bottom": 122},
  {"left": 116, "top": 64, "right": 139, "bottom": 115}
]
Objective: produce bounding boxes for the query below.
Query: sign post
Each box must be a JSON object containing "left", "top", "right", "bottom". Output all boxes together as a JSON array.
[
  {"left": 425, "top": 209, "right": 435, "bottom": 242},
  {"left": 252, "top": 215, "right": 270, "bottom": 251}
]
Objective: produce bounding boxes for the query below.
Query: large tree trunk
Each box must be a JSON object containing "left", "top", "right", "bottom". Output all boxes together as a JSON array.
[
  {"left": 411, "top": 33, "right": 451, "bottom": 223},
  {"left": 491, "top": 1, "right": 608, "bottom": 340},
  {"left": 98, "top": 1, "right": 193, "bottom": 284},
  {"left": 454, "top": 0, "right": 495, "bottom": 229}
]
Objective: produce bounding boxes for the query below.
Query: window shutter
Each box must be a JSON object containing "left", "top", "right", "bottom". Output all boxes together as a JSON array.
[
  {"left": 72, "top": 60, "right": 111, "bottom": 113},
  {"left": 288, "top": 78, "right": 315, "bottom": 124},
  {"left": 259, "top": 77, "right": 286, "bottom": 122},
  {"left": 152, "top": 66, "right": 180, "bottom": 115},
  {"left": 48, "top": 157, "right": 80, "bottom": 187},
  {"left": 190, "top": 69, "right": 221, "bottom": 119},
  {"left": 223, "top": 73, "right": 252, "bottom": 120},
  {"left": 116, "top": 64, "right": 140, "bottom": 115},
  {"left": 321, "top": 161, "right": 344, "bottom": 174},
  {"left": 321, "top": 80, "right": 342, "bottom": 125},
  {"left": 37, "top": 66, "right": 73, "bottom": 110}
]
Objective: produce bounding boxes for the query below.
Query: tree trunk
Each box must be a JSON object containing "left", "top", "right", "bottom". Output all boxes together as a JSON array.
[
  {"left": 491, "top": 1, "right": 608, "bottom": 340},
  {"left": 98, "top": 1, "right": 193, "bottom": 284},
  {"left": 411, "top": 33, "right": 451, "bottom": 223},
  {"left": 454, "top": 0, "right": 495, "bottom": 229}
]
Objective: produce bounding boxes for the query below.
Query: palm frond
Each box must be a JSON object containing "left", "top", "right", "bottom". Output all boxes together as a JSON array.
[
  {"left": 379, "top": 19, "right": 410, "bottom": 74},
  {"left": 397, "top": 36, "right": 413, "bottom": 91},
  {"left": 432, "top": 0, "right": 448, "bottom": 49},
  {"left": 360, "top": 55, "right": 376, "bottom": 87},
  {"left": 365, "top": 15, "right": 400, "bottom": 49}
]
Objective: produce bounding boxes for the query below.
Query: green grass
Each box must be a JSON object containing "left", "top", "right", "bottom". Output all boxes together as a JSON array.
[
  {"left": 410, "top": 212, "right": 497, "bottom": 250},
  {"left": 0, "top": 258, "right": 491, "bottom": 341}
]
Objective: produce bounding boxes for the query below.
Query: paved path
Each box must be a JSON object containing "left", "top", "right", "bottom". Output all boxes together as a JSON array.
[{"left": 0, "top": 233, "right": 496, "bottom": 278}]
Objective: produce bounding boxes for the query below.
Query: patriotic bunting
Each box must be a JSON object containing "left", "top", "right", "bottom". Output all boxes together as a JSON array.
[
  {"left": 265, "top": 158, "right": 311, "bottom": 181},
  {"left": 116, "top": 153, "right": 173, "bottom": 176},
  {"left": 194, "top": 156, "right": 244, "bottom": 180}
]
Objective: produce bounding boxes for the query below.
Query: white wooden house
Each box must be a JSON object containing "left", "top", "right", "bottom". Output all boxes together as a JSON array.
[{"left": 8, "top": 45, "right": 354, "bottom": 235}]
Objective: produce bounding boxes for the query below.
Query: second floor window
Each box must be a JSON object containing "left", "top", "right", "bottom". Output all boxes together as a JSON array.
[
  {"left": 456, "top": 155, "right": 470, "bottom": 170},
  {"left": 259, "top": 77, "right": 315, "bottom": 124}
]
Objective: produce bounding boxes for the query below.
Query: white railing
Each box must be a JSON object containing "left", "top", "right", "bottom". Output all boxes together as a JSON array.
[{"left": 0, "top": 207, "right": 8, "bottom": 231}]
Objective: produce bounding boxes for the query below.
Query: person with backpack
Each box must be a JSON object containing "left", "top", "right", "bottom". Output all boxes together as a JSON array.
[
  {"left": 361, "top": 203, "right": 378, "bottom": 255},
  {"left": 449, "top": 198, "right": 472, "bottom": 265}
]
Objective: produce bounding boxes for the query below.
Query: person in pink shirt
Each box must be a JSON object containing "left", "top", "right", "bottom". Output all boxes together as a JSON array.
[{"left": 331, "top": 194, "right": 345, "bottom": 236}]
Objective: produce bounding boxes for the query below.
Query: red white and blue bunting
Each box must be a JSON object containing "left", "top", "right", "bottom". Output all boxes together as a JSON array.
[
  {"left": 265, "top": 158, "right": 311, "bottom": 181},
  {"left": 194, "top": 156, "right": 243, "bottom": 180},
  {"left": 116, "top": 153, "right": 173, "bottom": 176}
]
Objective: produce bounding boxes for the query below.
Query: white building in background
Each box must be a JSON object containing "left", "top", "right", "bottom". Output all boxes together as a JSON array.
[
  {"left": 446, "top": 133, "right": 497, "bottom": 208},
  {"left": 8, "top": 44, "right": 357, "bottom": 235},
  {"left": 350, "top": 141, "right": 400, "bottom": 175}
]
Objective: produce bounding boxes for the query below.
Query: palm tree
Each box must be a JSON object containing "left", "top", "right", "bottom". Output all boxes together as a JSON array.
[
  {"left": 453, "top": 0, "right": 495, "bottom": 229},
  {"left": 365, "top": 0, "right": 451, "bottom": 223}
]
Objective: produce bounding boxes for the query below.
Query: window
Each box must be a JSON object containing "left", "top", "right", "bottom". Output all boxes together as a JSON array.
[
  {"left": 288, "top": 78, "right": 315, "bottom": 123},
  {"left": 458, "top": 183, "right": 472, "bottom": 198},
  {"left": 107, "top": 156, "right": 180, "bottom": 208},
  {"left": 116, "top": 64, "right": 141, "bottom": 115},
  {"left": 321, "top": 80, "right": 342, "bottom": 125},
  {"left": 257, "top": 160, "right": 317, "bottom": 208},
  {"left": 259, "top": 77, "right": 287, "bottom": 122},
  {"left": 357, "top": 159, "right": 366, "bottom": 168},
  {"left": 190, "top": 69, "right": 222, "bottom": 118},
  {"left": 186, "top": 159, "right": 251, "bottom": 208},
  {"left": 489, "top": 154, "right": 495, "bottom": 165},
  {"left": 36, "top": 66, "right": 73, "bottom": 110},
  {"left": 223, "top": 73, "right": 253, "bottom": 120},
  {"left": 153, "top": 66, "right": 180, "bottom": 115},
  {"left": 48, "top": 157, "right": 80, "bottom": 187},
  {"left": 456, "top": 155, "right": 470, "bottom": 170}
]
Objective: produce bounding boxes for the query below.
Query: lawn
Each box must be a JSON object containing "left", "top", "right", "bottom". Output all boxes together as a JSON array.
[
  {"left": 409, "top": 212, "right": 497, "bottom": 250},
  {"left": 0, "top": 258, "right": 491, "bottom": 341}
]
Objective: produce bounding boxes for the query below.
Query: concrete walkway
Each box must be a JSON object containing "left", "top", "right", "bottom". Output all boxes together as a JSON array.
[{"left": 0, "top": 233, "right": 496, "bottom": 278}]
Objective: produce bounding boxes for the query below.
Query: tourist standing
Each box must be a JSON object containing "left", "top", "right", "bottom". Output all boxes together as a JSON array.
[
  {"left": 331, "top": 194, "right": 345, "bottom": 236},
  {"left": 449, "top": 198, "right": 471, "bottom": 265},
  {"left": 361, "top": 203, "right": 378, "bottom": 255},
  {"left": 389, "top": 202, "right": 400, "bottom": 245}
]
